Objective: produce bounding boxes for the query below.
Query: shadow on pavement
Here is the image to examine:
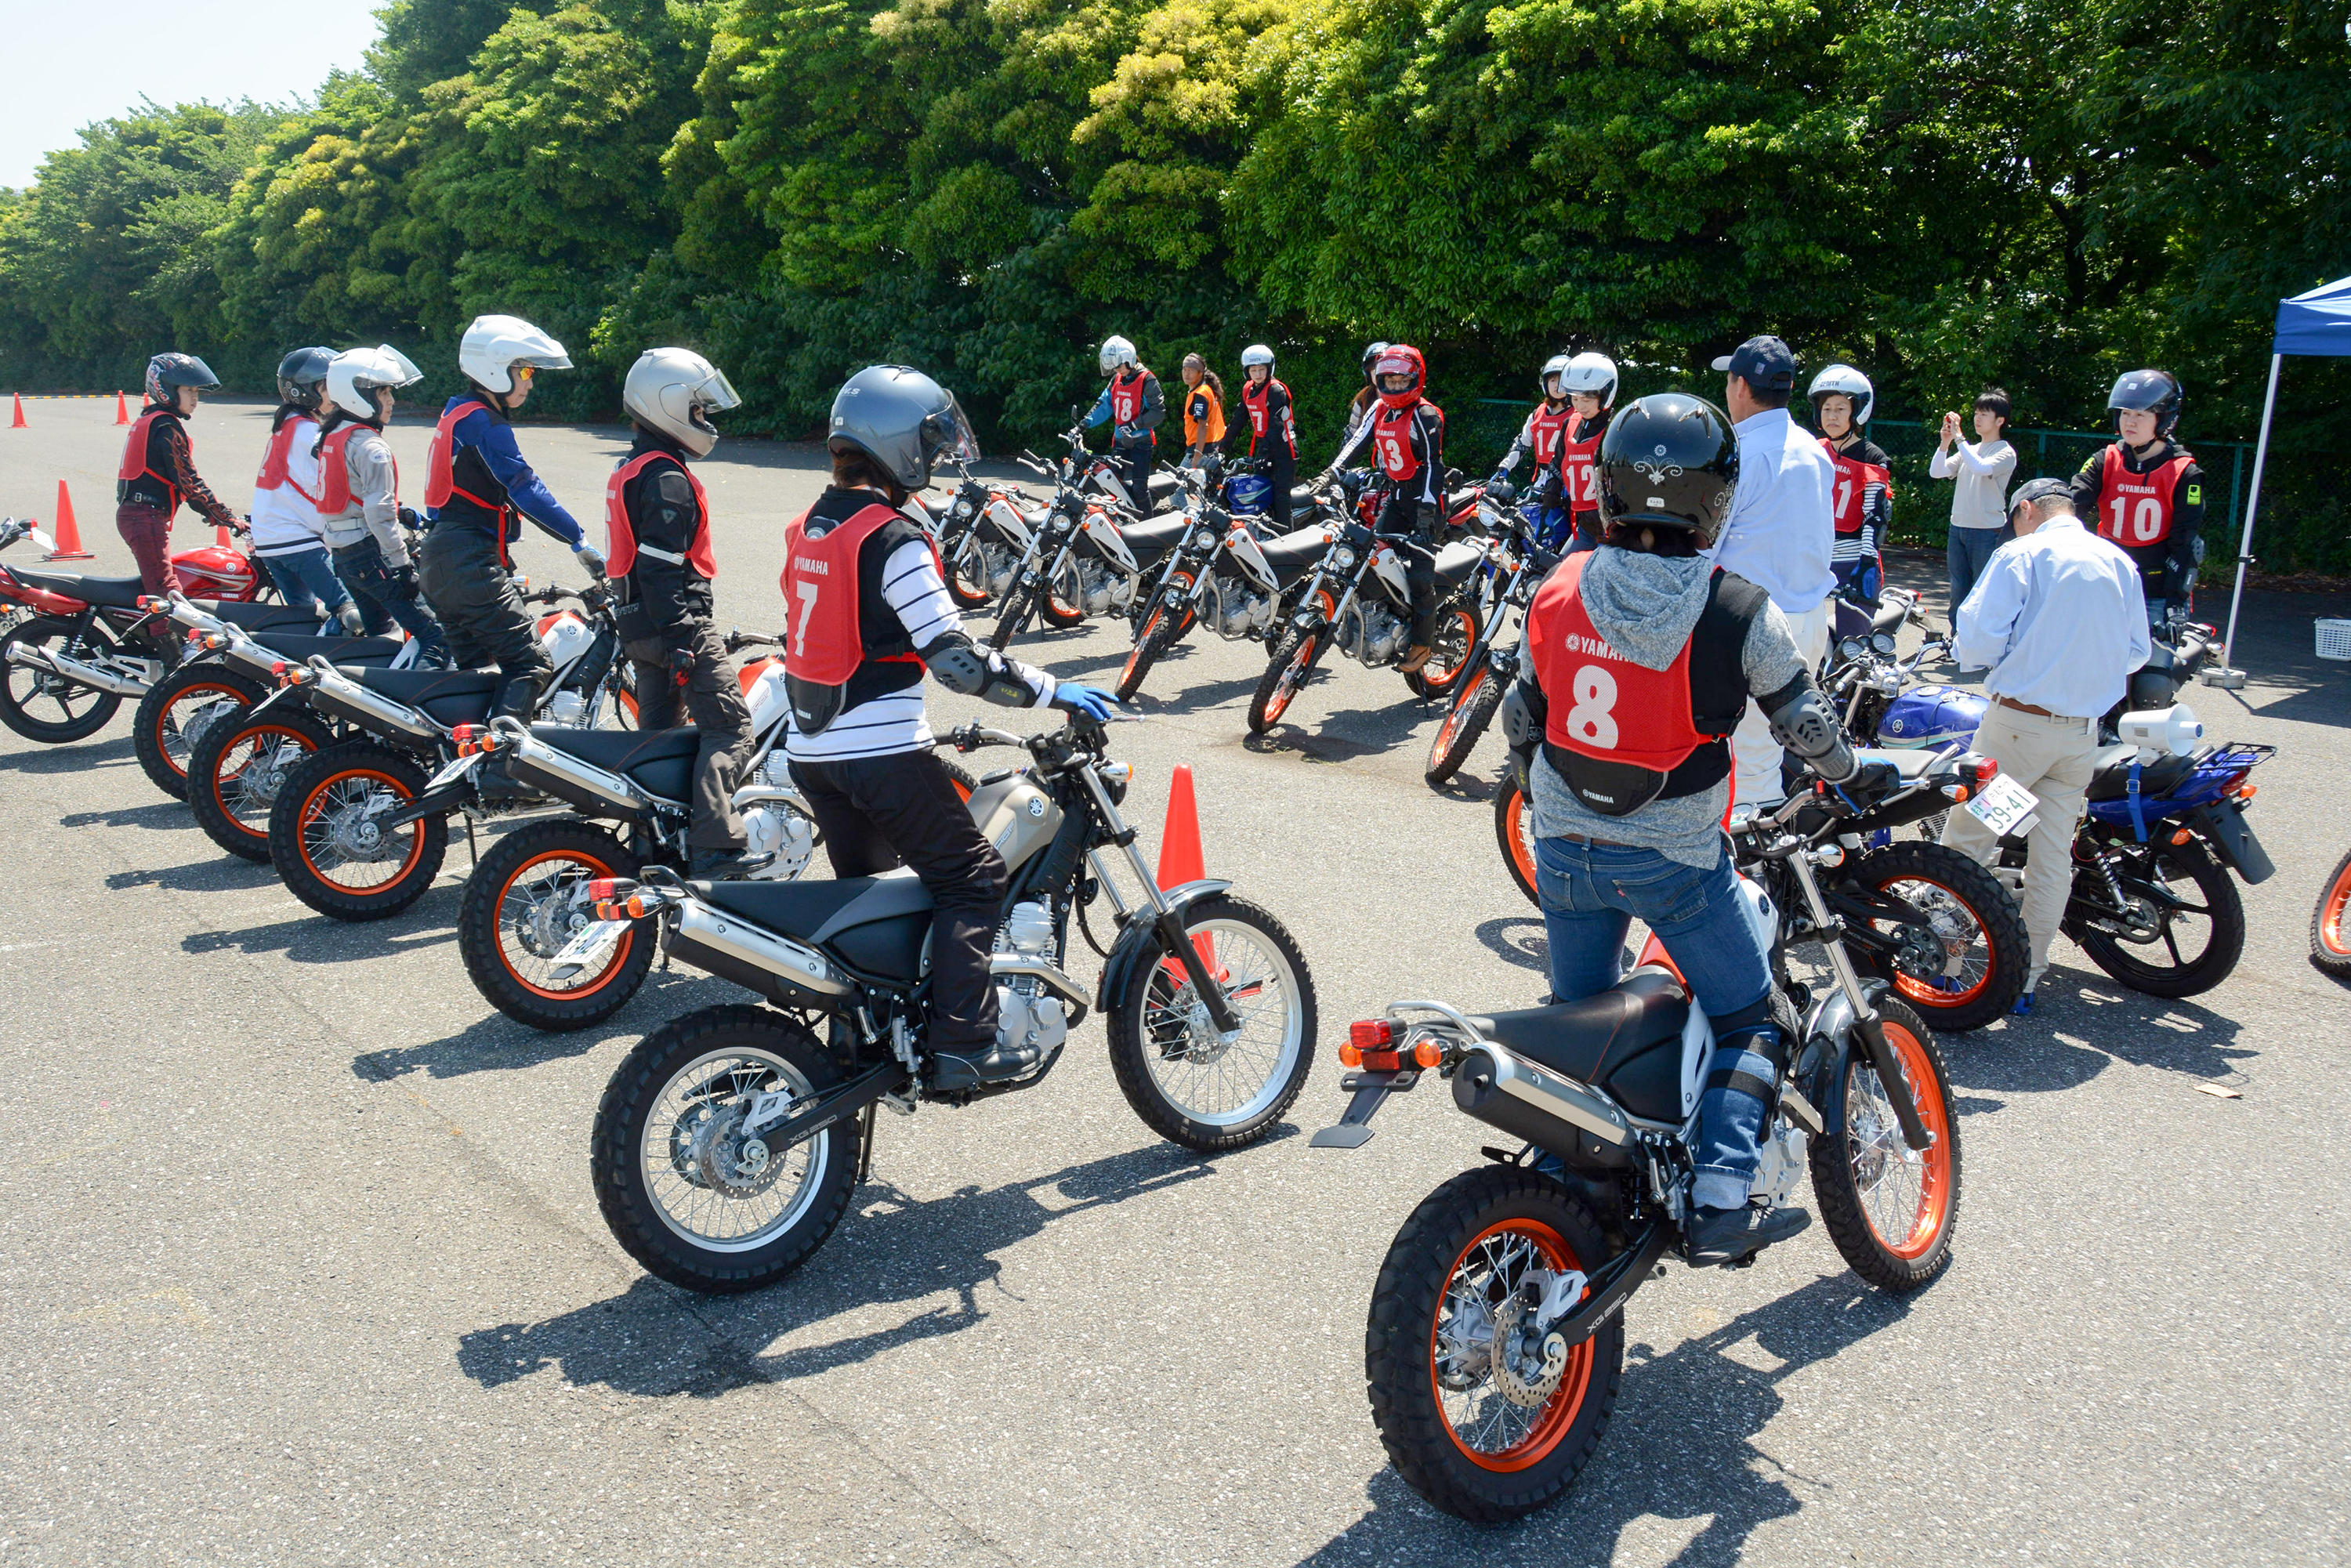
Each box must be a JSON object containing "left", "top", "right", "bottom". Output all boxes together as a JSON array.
[
  {"left": 60, "top": 798, "right": 191, "bottom": 831},
  {"left": 454, "top": 1143, "right": 1230, "bottom": 1396},
  {"left": 351, "top": 968, "right": 736, "bottom": 1080},
  {"left": 187, "top": 910, "right": 458, "bottom": 962},
  {"left": 1473, "top": 914, "right": 1549, "bottom": 976},
  {"left": 1939, "top": 964, "right": 2251, "bottom": 1103},
  {"left": 1295, "top": 1270, "right": 1911, "bottom": 1567},
  {"left": 108, "top": 857, "right": 281, "bottom": 894},
  {"left": 3, "top": 733, "right": 133, "bottom": 773}
]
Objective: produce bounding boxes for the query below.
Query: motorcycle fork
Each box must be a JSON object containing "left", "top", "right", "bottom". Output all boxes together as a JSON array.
[
  {"left": 1781, "top": 850, "right": 1933, "bottom": 1150},
  {"left": 1072, "top": 766, "right": 1241, "bottom": 1036}
]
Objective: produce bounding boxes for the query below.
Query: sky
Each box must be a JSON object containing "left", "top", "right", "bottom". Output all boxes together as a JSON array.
[{"left": 0, "top": 0, "right": 384, "bottom": 189}]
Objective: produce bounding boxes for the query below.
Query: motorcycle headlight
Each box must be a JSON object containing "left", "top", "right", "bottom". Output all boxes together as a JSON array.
[
  {"left": 953, "top": 500, "right": 974, "bottom": 519},
  {"left": 1332, "top": 546, "right": 1357, "bottom": 568},
  {"left": 1192, "top": 528, "right": 1217, "bottom": 549}
]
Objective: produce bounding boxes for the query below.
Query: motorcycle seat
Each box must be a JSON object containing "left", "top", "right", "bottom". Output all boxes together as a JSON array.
[
  {"left": 1469, "top": 970, "right": 1690, "bottom": 1121},
  {"left": 1147, "top": 471, "right": 1180, "bottom": 503},
  {"left": 1256, "top": 527, "right": 1334, "bottom": 584},
  {"left": 1433, "top": 539, "right": 1487, "bottom": 586},
  {"left": 1853, "top": 746, "right": 1945, "bottom": 781},
  {"left": 2085, "top": 745, "right": 2197, "bottom": 802},
  {"left": 252, "top": 632, "right": 407, "bottom": 664},
  {"left": 527, "top": 723, "right": 702, "bottom": 801},
  {"left": 199, "top": 599, "right": 324, "bottom": 633},
  {"left": 10, "top": 569, "right": 147, "bottom": 608},
  {"left": 1121, "top": 514, "right": 1194, "bottom": 570},
  {"left": 696, "top": 867, "right": 935, "bottom": 983},
  {"left": 351, "top": 667, "right": 502, "bottom": 704},
  {"left": 1871, "top": 601, "right": 1909, "bottom": 636},
  {"left": 1288, "top": 485, "right": 1319, "bottom": 510}
]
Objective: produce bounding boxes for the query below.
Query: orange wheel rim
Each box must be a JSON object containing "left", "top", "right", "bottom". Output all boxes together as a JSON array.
[
  {"left": 1857, "top": 1020, "right": 1954, "bottom": 1260},
  {"left": 158, "top": 680, "right": 245, "bottom": 777},
  {"left": 496, "top": 847, "right": 632, "bottom": 1000},
  {"left": 1875, "top": 875, "right": 1994, "bottom": 1008},
  {"left": 1122, "top": 611, "right": 1162, "bottom": 686},
  {"left": 296, "top": 767, "right": 426, "bottom": 893},
  {"left": 1263, "top": 635, "right": 1313, "bottom": 724},
  {"left": 1420, "top": 610, "right": 1476, "bottom": 690},
  {"left": 2324, "top": 861, "right": 2351, "bottom": 956},
  {"left": 1505, "top": 785, "right": 1538, "bottom": 893},
  {"left": 1430, "top": 665, "right": 1486, "bottom": 766},
  {"left": 212, "top": 723, "right": 317, "bottom": 840},
  {"left": 1431, "top": 1216, "right": 1594, "bottom": 1472}
]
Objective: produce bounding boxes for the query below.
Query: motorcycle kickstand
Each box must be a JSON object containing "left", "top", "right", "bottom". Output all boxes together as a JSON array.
[
  {"left": 465, "top": 815, "right": 479, "bottom": 865},
  {"left": 856, "top": 1099, "right": 878, "bottom": 1186}
]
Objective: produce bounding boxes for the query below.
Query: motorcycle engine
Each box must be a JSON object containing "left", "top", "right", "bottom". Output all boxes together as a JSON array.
[
  {"left": 740, "top": 800, "right": 817, "bottom": 882},
  {"left": 991, "top": 900, "right": 1069, "bottom": 1057},
  {"left": 1076, "top": 559, "right": 1133, "bottom": 618},
  {"left": 1335, "top": 601, "right": 1407, "bottom": 666},
  {"left": 1201, "top": 573, "right": 1273, "bottom": 640},
  {"left": 540, "top": 689, "right": 588, "bottom": 727},
  {"left": 1750, "top": 1115, "right": 1809, "bottom": 1206}
]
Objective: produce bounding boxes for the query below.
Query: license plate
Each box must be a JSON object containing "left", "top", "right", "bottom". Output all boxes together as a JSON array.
[
  {"left": 1965, "top": 773, "right": 2039, "bottom": 838},
  {"left": 550, "top": 918, "right": 629, "bottom": 973},
  {"left": 426, "top": 751, "right": 486, "bottom": 791}
]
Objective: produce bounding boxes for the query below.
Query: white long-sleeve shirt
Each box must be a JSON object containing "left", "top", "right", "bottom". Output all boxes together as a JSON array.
[
  {"left": 248, "top": 415, "right": 328, "bottom": 557},
  {"left": 1953, "top": 514, "right": 2150, "bottom": 718},
  {"left": 1930, "top": 438, "right": 2018, "bottom": 532},
  {"left": 1708, "top": 407, "right": 1837, "bottom": 614}
]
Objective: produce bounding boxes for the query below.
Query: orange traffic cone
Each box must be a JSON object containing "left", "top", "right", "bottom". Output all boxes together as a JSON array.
[
  {"left": 45, "top": 480, "right": 92, "bottom": 560},
  {"left": 114, "top": 390, "right": 130, "bottom": 425},
  {"left": 9, "top": 393, "right": 24, "bottom": 429},
  {"left": 1155, "top": 765, "right": 1223, "bottom": 978},
  {"left": 215, "top": 521, "right": 234, "bottom": 549}
]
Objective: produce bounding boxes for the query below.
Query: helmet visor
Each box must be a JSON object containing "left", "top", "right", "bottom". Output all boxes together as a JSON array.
[
  {"left": 922, "top": 394, "right": 982, "bottom": 469},
  {"left": 695, "top": 365, "right": 743, "bottom": 414},
  {"left": 513, "top": 349, "right": 572, "bottom": 372}
]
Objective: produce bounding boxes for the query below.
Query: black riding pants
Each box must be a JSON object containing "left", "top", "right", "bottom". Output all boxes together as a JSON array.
[
  {"left": 1265, "top": 449, "right": 1296, "bottom": 532},
  {"left": 628, "top": 621, "right": 752, "bottom": 850},
  {"left": 1117, "top": 444, "right": 1154, "bottom": 514},
  {"left": 416, "top": 523, "right": 553, "bottom": 720},
  {"left": 787, "top": 748, "right": 1005, "bottom": 1053}
]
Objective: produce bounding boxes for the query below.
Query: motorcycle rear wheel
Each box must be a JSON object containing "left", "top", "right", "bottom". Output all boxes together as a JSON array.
[
  {"left": 1425, "top": 655, "right": 1502, "bottom": 785},
  {"left": 1494, "top": 760, "right": 1540, "bottom": 906},
  {"left": 0, "top": 615, "right": 125, "bottom": 742},
  {"left": 268, "top": 741, "right": 447, "bottom": 921},
  {"left": 1849, "top": 842, "right": 2027, "bottom": 1032},
  {"left": 592, "top": 1004, "right": 862, "bottom": 1295},
  {"left": 187, "top": 705, "right": 335, "bottom": 861},
  {"left": 1366, "top": 1165, "right": 1624, "bottom": 1522},
  {"left": 1810, "top": 997, "right": 1960, "bottom": 1293},
  {"left": 2073, "top": 836, "right": 2244, "bottom": 998},
  {"left": 1248, "top": 625, "right": 1322, "bottom": 734},
  {"left": 458, "top": 818, "right": 654, "bottom": 1032},
  {"left": 2310, "top": 844, "right": 2351, "bottom": 980},
  {"left": 132, "top": 664, "right": 262, "bottom": 800}
]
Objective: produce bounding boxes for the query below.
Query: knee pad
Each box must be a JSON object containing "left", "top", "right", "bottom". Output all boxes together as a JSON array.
[{"left": 1707, "top": 993, "right": 1786, "bottom": 1092}]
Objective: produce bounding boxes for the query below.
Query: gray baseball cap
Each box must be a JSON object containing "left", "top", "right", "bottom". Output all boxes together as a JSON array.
[
  {"left": 2008, "top": 476, "right": 2070, "bottom": 517},
  {"left": 1710, "top": 335, "right": 1798, "bottom": 391}
]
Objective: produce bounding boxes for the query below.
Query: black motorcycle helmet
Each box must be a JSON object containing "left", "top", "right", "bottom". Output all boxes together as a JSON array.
[
  {"left": 1594, "top": 392, "right": 1740, "bottom": 548},
  {"left": 143, "top": 351, "right": 221, "bottom": 409},
  {"left": 275, "top": 346, "right": 337, "bottom": 413},
  {"left": 2107, "top": 368, "right": 2183, "bottom": 438}
]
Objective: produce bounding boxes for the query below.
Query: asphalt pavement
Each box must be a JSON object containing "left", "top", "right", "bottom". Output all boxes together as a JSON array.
[{"left": 3, "top": 396, "right": 2348, "bottom": 1566}]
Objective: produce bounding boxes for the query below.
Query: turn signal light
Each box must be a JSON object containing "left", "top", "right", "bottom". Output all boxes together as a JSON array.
[
  {"left": 451, "top": 723, "right": 485, "bottom": 755},
  {"left": 2171, "top": 828, "right": 2193, "bottom": 846},
  {"left": 2235, "top": 784, "right": 2258, "bottom": 801},
  {"left": 592, "top": 896, "right": 647, "bottom": 920},
  {"left": 1412, "top": 1038, "right": 1445, "bottom": 1069},
  {"left": 1339, "top": 1041, "right": 1360, "bottom": 1068},
  {"left": 1942, "top": 784, "right": 1972, "bottom": 803},
  {"left": 201, "top": 633, "right": 226, "bottom": 650}
]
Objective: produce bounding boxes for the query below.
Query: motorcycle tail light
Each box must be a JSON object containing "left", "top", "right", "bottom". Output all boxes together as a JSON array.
[
  {"left": 1965, "top": 755, "right": 1998, "bottom": 784},
  {"left": 586, "top": 878, "right": 618, "bottom": 901},
  {"left": 1350, "top": 1019, "right": 1396, "bottom": 1051},
  {"left": 451, "top": 722, "right": 481, "bottom": 755}
]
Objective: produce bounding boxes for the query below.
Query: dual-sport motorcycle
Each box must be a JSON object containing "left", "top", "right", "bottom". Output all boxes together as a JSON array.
[
  {"left": 1246, "top": 472, "right": 1489, "bottom": 733},
  {"left": 1423, "top": 479, "right": 1559, "bottom": 786},
  {"left": 586, "top": 713, "right": 1319, "bottom": 1295},
  {"left": 446, "top": 631, "right": 971, "bottom": 1032},
  {"left": 1317, "top": 764, "right": 1960, "bottom": 1521},
  {"left": 0, "top": 513, "right": 273, "bottom": 744},
  {"left": 1493, "top": 736, "right": 2031, "bottom": 1030},
  {"left": 246, "top": 577, "right": 632, "bottom": 918},
  {"left": 2313, "top": 846, "right": 2351, "bottom": 980},
  {"left": 985, "top": 444, "right": 1184, "bottom": 651},
  {"left": 1839, "top": 617, "right": 2271, "bottom": 998}
]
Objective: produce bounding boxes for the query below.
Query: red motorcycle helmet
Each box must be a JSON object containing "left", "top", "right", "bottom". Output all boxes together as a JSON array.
[{"left": 1373, "top": 345, "right": 1425, "bottom": 411}]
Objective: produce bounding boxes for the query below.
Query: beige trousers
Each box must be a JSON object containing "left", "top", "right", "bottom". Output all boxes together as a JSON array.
[
  {"left": 1940, "top": 703, "right": 2099, "bottom": 973},
  {"left": 1731, "top": 599, "right": 1833, "bottom": 806}
]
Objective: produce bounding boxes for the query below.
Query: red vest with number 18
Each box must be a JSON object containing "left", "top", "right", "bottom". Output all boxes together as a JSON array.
[{"left": 1109, "top": 368, "right": 1152, "bottom": 431}]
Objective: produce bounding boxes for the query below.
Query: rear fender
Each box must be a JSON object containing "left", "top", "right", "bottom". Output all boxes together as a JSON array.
[
  {"left": 2186, "top": 801, "right": 2273, "bottom": 885},
  {"left": 1093, "top": 878, "right": 1233, "bottom": 1016}
]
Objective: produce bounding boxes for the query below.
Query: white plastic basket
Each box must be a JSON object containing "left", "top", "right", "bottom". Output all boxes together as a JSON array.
[{"left": 2319, "top": 619, "right": 2351, "bottom": 662}]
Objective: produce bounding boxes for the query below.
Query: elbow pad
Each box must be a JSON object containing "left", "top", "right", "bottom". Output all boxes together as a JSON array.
[
  {"left": 1765, "top": 684, "right": 1857, "bottom": 784},
  {"left": 926, "top": 635, "right": 1037, "bottom": 709}
]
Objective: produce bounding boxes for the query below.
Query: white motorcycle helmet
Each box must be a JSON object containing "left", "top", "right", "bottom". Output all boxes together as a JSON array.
[
  {"left": 1808, "top": 362, "right": 1875, "bottom": 428},
  {"left": 1560, "top": 351, "right": 1620, "bottom": 410},
  {"left": 622, "top": 347, "right": 742, "bottom": 458},
  {"left": 458, "top": 313, "right": 571, "bottom": 396},
  {"left": 325, "top": 345, "right": 422, "bottom": 422},
  {"left": 1240, "top": 343, "right": 1276, "bottom": 371},
  {"left": 1099, "top": 335, "right": 1139, "bottom": 376},
  {"left": 1540, "top": 352, "right": 1572, "bottom": 400}
]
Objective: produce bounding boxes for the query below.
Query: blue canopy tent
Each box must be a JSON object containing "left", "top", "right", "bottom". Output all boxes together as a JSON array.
[{"left": 2215, "top": 274, "right": 2351, "bottom": 678}]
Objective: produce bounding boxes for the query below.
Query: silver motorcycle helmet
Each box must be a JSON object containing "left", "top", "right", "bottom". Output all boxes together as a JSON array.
[
  {"left": 828, "top": 365, "right": 980, "bottom": 491},
  {"left": 623, "top": 347, "right": 741, "bottom": 458}
]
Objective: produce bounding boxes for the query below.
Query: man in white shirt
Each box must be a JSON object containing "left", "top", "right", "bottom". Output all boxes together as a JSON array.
[
  {"left": 1930, "top": 388, "right": 2020, "bottom": 625},
  {"left": 1708, "top": 335, "right": 1838, "bottom": 805},
  {"left": 1940, "top": 477, "right": 2151, "bottom": 1012}
]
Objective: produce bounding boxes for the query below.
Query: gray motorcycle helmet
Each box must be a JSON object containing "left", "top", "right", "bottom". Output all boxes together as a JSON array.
[{"left": 828, "top": 365, "right": 980, "bottom": 491}]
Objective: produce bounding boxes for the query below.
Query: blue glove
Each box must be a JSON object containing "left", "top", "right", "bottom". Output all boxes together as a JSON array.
[{"left": 1052, "top": 682, "right": 1120, "bottom": 722}]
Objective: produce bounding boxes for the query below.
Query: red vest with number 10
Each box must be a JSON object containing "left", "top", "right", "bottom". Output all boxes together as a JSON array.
[
  {"left": 2095, "top": 443, "right": 2193, "bottom": 546},
  {"left": 603, "top": 452, "right": 715, "bottom": 579},
  {"left": 1527, "top": 551, "right": 1709, "bottom": 773}
]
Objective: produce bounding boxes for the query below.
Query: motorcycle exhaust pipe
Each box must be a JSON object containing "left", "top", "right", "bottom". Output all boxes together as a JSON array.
[
  {"left": 306, "top": 664, "right": 438, "bottom": 741},
  {"left": 1452, "top": 1041, "right": 1636, "bottom": 1168},
  {"left": 5, "top": 642, "right": 150, "bottom": 697},
  {"left": 670, "top": 898, "right": 848, "bottom": 1001},
  {"left": 498, "top": 729, "right": 649, "bottom": 813}
]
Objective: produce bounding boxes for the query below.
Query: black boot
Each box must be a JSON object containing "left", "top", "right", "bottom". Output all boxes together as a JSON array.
[
  {"left": 1687, "top": 1203, "right": 1811, "bottom": 1267},
  {"left": 687, "top": 846, "right": 773, "bottom": 881},
  {"left": 928, "top": 1039, "right": 1041, "bottom": 1092}
]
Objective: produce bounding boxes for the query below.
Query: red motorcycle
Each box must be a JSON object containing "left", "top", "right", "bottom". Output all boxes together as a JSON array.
[{"left": 0, "top": 515, "right": 273, "bottom": 744}]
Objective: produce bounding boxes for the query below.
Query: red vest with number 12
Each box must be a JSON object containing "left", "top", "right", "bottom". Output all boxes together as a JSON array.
[
  {"left": 603, "top": 452, "right": 715, "bottom": 579},
  {"left": 2095, "top": 443, "right": 2193, "bottom": 546},
  {"left": 1559, "top": 411, "right": 1606, "bottom": 514}
]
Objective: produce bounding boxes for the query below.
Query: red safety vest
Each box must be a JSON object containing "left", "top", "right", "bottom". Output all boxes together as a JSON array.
[
  {"left": 118, "top": 408, "right": 184, "bottom": 509},
  {"left": 1371, "top": 400, "right": 1437, "bottom": 483},
  {"left": 1109, "top": 368, "right": 1154, "bottom": 437},
  {"left": 1559, "top": 412, "right": 1606, "bottom": 514},
  {"left": 255, "top": 418, "right": 321, "bottom": 503},
  {"left": 781, "top": 502, "right": 931, "bottom": 683},
  {"left": 424, "top": 398, "right": 499, "bottom": 512},
  {"left": 1241, "top": 378, "right": 1295, "bottom": 457},
  {"left": 1527, "top": 551, "right": 1710, "bottom": 775},
  {"left": 314, "top": 424, "right": 396, "bottom": 516},
  {"left": 1526, "top": 403, "right": 1576, "bottom": 469},
  {"left": 1820, "top": 438, "right": 1892, "bottom": 538},
  {"left": 2094, "top": 443, "right": 2194, "bottom": 547},
  {"left": 604, "top": 451, "right": 715, "bottom": 579}
]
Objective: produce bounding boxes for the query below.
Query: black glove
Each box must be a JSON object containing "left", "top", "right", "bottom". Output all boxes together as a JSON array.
[
  {"left": 666, "top": 646, "right": 695, "bottom": 689},
  {"left": 397, "top": 505, "right": 422, "bottom": 533},
  {"left": 389, "top": 563, "right": 423, "bottom": 602},
  {"left": 1838, "top": 759, "right": 1902, "bottom": 809}
]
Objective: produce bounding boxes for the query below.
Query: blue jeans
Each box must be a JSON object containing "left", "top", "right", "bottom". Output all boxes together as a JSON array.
[
  {"left": 332, "top": 540, "right": 451, "bottom": 664},
  {"left": 260, "top": 546, "right": 353, "bottom": 614},
  {"left": 1947, "top": 526, "right": 2011, "bottom": 618},
  {"left": 1534, "top": 834, "right": 1778, "bottom": 1211}
]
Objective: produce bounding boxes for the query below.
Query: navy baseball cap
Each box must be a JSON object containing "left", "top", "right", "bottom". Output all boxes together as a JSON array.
[
  {"left": 2008, "top": 476, "right": 2070, "bottom": 516},
  {"left": 1711, "top": 335, "right": 1798, "bottom": 391}
]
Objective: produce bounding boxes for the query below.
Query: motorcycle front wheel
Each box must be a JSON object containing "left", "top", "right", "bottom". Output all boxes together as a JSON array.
[
  {"left": 1494, "top": 759, "right": 1540, "bottom": 905},
  {"left": 1106, "top": 893, "right": 1317, "bottom": 1152},
  {"left": 2073, "top": 835, "right": 2244, "bottom": 998},
  {"left": 592, "top": 1004, "right": 864, "bottom": 1295},
  {"left": 1115, "top": 594, "right": 1185, "bottom": 702},
  {"left": 1810, "top": 996, "right": 1960, "bottom": 1293},
  {"left": 1403, "top": 601, "right": 1483, "bottom": 700},
  {"left": 2310, "top": 844, "right": 2351, "bottom": 980},
  {"left": 268, "top": 741, "right": 448, "bottom": 920},
  {"left": 0, "top": 615, "right": 125, "bottom": 742},
  {"left": 187, "top": 704, "right": 335, "bottom": 861},
  {"left": 1425, "top": 654, "right": 1502, "bottom": 785},
  {"left": 132, "top": 664, "right": 263, "bottom": 800},
  {"left": 458, "top": 818, "right": 654, "bottom": 1031},
  {"left": 1038, "top": 557, "right": 1087, "bottom": 628},
  {"left": 1247, "top": 624, "right": 1323, "bottom": 734},
  {"left": 1365, "top": 1165, "right": 1625, "bottom": 1522}
]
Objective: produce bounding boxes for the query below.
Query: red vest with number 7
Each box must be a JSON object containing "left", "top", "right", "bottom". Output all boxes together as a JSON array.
[
  {"left": 780, "top": 502, "right": 930, "bottom": 733},
  {"left": 2095, "top": 443, "right": 2193, "bottom": 546},
  {"left": 1559, "top": 412, "right": 1606, "bottom": 515},
  {"left": 603, "top": 452, "right": 715, "bottom": 579}
]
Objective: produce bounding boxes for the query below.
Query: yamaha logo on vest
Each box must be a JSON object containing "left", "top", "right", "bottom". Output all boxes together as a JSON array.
[{"left": 795, "top": 557, "right": 830, "bottom": 576}]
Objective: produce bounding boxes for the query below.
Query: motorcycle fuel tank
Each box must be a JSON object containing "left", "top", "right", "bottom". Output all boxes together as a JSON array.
[
  {"left": 1878, "top": 683, "right": 1986, "bottom": 749},
  {"left": 966, "top": 773, "right": 1063, "bottom": 873}
]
